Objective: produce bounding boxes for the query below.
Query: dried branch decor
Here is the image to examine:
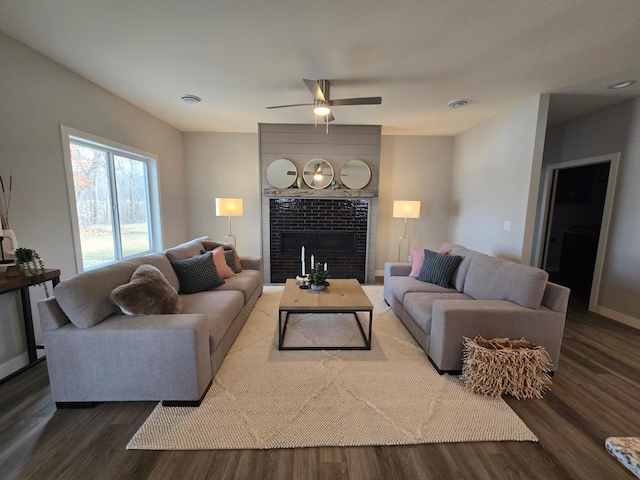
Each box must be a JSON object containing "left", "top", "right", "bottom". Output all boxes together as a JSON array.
[
  {"left": 461, "top": 337, "right": 552, "bottom": 399},
  {"left": 0, "top": 169, "right": 12, "bottom": 230}
]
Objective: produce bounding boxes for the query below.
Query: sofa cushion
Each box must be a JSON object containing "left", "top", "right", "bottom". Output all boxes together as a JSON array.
[
  {"left": 404, "top": 292, "right": 473, "bottom": 334},
  {"left": 109, "top": 265, "right": 182, "bottom": 315},
  {"left": 387, "top": 275, "right": 457, "bottom": 304},
  {"left": 440, "top": 242, "right": 477, "bottom": 292},
  {"left": 214, "top": 269, "right": 263, "bottom": 304},
  {"left": 417, "top": 249, "right": 463, "bottom": 288},
  {"left": 54, "top": 261, "right": 142, "bottom": 329},
  {"left": 127, "top": 252, "right": 180, "bottom": 292},
  {"left": 164, "top": 237, "right": 208, "bottom": 262},
  {"left": 463, "top": 253, "right": 549, "bottom": 309},
  {"left": 180, "top": 289, "right": 244, "bottom": 349},
  {"left": 170, "top": 252, "right": 225, "bottom": 294}
]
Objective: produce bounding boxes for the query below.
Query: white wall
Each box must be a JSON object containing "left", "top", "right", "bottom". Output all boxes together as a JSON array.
[
  {"left": 544, "top": 97, "right": 640, "bottom": 326},
  {"left": 377, "top": 136, "right": 453, "bottom": 272},
  {"left": 0, "top": 32, "right": 187, "bottom": 377},
  {"left": 183, "top": 132, "right": 454, "bottom": 276},
  {"left": 449, "top": 95, "right": 549, "bottom": 263},
  {"left": 184, "top": 132, "right": 261, "bottom": 257}
]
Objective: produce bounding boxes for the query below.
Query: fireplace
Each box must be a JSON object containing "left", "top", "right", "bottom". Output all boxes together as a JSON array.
[
  {"left": 281, "top": 232, "right": 356, "bottom": 255},
  {"left": 269, "top": 198, "right": 369, "bottom": 283}
]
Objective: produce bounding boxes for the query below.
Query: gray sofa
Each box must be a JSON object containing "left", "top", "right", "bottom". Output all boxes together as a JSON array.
[
  {"left": 37, "top": 237, "right": 263, "bottom": 407},
  {"left": 384, "top": 242, "right": 570, "bottom": 374}
]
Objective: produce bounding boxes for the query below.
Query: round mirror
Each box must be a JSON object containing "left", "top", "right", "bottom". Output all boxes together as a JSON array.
[
  {"left": 340, "top": 159, "right": 371, "bottom": 189},
  {"left": 303, "top": 159, "right": 334, "bottom": 189},
  {"left": 266, "top": 158, "right": 298, "bottom": 188}
]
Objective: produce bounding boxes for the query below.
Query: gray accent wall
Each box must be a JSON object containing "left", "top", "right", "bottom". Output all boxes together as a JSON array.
[
  {"left": 543, "top": 97, "right": 640, "bottom": 325},
  {"left": 259, "top": 123, "right": 381, "bottom": 283}
]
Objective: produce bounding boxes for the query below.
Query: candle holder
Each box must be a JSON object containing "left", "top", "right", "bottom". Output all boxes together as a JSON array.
[{"left": 296, "top": 275, "right": 310, "bottom": 289}]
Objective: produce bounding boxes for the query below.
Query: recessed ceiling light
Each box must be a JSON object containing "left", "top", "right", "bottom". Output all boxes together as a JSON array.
[
  {"left": 448, "top": 99, "right": 469, "bottom": 108},
  {"left": 607, "top": 80, "right": 636, "bottom": 90},
  {"left": 180, "top": 94, "right": 202, "bottom": 104}
]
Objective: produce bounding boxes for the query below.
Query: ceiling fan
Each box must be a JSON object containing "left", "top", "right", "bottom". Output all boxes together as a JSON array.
[{"left": 266, "top": 79, "right": 382, "bottom": 122}]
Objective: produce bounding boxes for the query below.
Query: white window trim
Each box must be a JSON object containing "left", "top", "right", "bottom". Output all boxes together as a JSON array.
[{"left": 60, "top": 125, "right": 163, "bottom": 272}]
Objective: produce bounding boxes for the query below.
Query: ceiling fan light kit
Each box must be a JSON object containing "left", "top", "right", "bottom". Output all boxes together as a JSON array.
[{"left": 313, "top": 100, "right": 331, "bottom": 116}]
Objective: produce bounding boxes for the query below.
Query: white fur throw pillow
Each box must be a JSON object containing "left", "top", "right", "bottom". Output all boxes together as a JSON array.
[{"left": 110, "top": 265, "right": 183, "bottom": 315}]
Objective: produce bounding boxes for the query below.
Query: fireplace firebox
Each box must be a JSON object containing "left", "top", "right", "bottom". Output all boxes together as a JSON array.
[{"left": 281, "top": 232, "right": 356, "bottom": 256}]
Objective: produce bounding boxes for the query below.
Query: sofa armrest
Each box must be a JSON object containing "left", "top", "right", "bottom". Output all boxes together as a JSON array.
[
  {"left": 542, "top": 281, "right": 570, "bottom": 313},
  {"left": 384, "top": 262, "right": 412, "bottom": 278},
  {"left": 240, "top": 256, "right": 263, "bottom": 273},
  {"left": 38, "top": 296, "right": 70, "bottom": 330},
  {"left": 43, "top": 314, "right": 213, "bottom": 402},
  {"left": 429, "top": 299, "right": 566, "bottom": 372}
]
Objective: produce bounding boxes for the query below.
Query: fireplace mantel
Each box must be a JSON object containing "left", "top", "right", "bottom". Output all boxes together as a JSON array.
[{"left": 264, "top": 188, "right": 377, "bottom": 198}]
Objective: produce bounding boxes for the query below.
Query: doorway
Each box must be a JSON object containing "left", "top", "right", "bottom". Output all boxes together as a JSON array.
[{"left": 536, "top": 154, "right": 619, "bottom": 310}]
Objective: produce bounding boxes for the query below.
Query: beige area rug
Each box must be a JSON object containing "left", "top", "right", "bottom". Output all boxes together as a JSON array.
[{"left": 127, "top": 286, "right": 537, "bottom": 450}]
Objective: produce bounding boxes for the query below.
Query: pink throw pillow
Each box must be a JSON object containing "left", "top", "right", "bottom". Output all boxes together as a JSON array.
[
  {"left": 409, "top": 247, "right": 451, "bottom": 277},
  {"left": 409, "top": 248, "right": 424, "bottom": 277},
  {"left": 211, "top": 246, "right": 236, "bottom": 279}
]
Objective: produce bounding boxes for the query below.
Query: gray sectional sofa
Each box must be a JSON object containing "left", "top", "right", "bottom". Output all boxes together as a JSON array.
[
  {"left": 37, "top": 237, "right": 262, "bottom": 407},
  {"left": 384, "top": 242, "right": 570, "bottom": 374}
]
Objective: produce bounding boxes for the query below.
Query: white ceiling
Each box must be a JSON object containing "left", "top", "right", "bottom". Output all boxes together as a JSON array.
[{"left": 1, "top": 0, "right": 639, "bottom": 135}]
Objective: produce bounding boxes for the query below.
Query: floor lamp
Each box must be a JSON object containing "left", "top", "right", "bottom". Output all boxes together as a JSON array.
[
  {"left": 215, "top": 198, "right": 243, "bottom": 247},
  {"left": 393, "top": 200, "right": 421, "bottom": 261}
]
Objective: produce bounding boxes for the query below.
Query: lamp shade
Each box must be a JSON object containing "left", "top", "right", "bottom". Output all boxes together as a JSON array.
[
  {"left": 215, "top": 198, "right": 243, "bottom": 217},
  {"left": 393, "top": 200, "right": 421, "bottom": 219}
]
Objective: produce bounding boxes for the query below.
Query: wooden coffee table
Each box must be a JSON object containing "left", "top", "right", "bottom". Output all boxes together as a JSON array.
[{"left": 279, "top": 278, "right": 373, "bottom": 350}]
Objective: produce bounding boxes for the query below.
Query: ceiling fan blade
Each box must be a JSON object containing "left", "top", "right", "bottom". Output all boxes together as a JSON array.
[
  {"left": 329, "top": 97, "right": 382, "bottom": 106},
  {"left": 303, "top": 79, "right": 327, "bottom": 102},
  {"left": 266, "top": 103, "right": 314, "bottom": 109}
]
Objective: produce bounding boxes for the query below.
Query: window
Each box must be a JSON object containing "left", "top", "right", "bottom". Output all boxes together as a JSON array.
[{"left": 61, "top": 127, "right": 161, "bottom": 271}]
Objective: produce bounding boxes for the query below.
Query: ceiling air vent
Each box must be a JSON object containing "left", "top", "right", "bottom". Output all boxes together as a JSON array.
[
  {"left": 448, "top": 99, "right": 469, "bottom": 108},
  {"left": 180, "top": 94, "right": 202, "bottom": 104}
]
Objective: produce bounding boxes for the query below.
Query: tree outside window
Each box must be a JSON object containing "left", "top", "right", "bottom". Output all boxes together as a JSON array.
[{"left": 70, "top": 140, "right": 152, "bottom": 269}]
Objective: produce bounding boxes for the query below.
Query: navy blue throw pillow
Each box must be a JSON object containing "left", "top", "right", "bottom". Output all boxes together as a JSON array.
[
  {"left": 416, "top": 249, "right": 462, "bottom": 288},
  {"left": 170, "top": 252, "right": 224, "bottom": 294}
]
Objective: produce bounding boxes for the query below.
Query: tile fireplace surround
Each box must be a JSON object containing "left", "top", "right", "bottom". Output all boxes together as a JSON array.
[{"left": 269, "top": 198, "right": 370, "bottom": 283}]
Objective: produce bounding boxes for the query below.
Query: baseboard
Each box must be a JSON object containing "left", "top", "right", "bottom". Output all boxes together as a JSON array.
[
  {"left": 594, "top": 305, "right": 640, "bottom": 331},
  {"left": 374, "top": 269, "right": 384, "bottom": 277},
  {"left": 0, "top": 353, "right": 29, "bottom": 380}
]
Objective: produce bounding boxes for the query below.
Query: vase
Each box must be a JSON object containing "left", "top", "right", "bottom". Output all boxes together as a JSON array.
[
  {"left": 310, "top": 284, "right": 325, "bottom": 291},
  {"left": 1, "top": 229, "right": 17, "bottom": 256},
  {"left": 296, "top": 176, "right": 304, "bottom": 189}
]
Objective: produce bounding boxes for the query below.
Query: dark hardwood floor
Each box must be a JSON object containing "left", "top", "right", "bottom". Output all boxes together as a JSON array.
[{"left": 1, "top": 301, "right": 639, "bottom": 480}]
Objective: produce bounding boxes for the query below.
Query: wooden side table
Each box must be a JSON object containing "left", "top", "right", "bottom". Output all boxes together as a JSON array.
[{"left": 0, "top": 269, "right": 61, "bottom": 377}]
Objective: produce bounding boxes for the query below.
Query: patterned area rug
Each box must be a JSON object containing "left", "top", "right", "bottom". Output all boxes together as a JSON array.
[{"left": 127, "top": 286, "right": 537, "bottom": 450}]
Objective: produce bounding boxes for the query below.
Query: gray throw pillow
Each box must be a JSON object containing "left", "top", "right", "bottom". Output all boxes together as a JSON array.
[
  {"left": 224, "top": 249, "right": 241, "bottom": 273},
  {"left": 416, "top": 249, "right": 463, "bottom": 288},
  {"left": 109, "top": 265, "right": 183, "bottom": 315},
  {"left": 170, "top": 252, "right": 225, "bottom": 294}
]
